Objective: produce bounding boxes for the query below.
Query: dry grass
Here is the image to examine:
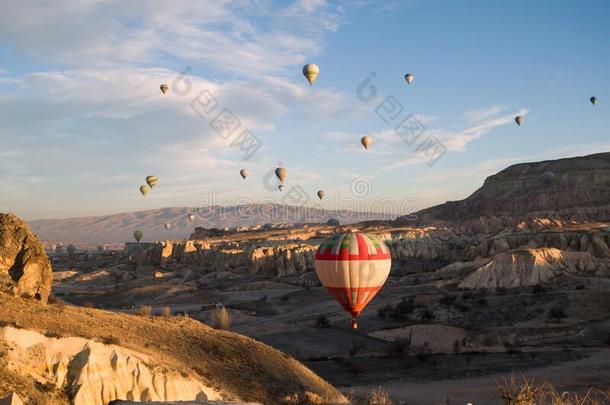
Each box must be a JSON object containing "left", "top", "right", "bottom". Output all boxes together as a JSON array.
[
  {"left": 367, "top": 386, "right": 394, "bottom": 405},
  {"left": 500, "top": 374, "right": 610, "bottom": 405},
  {"left": 0, "top": 292, "right": 345, "bottom": 405},
  {"left": 211, "top": 306, "right": 231, "bottom": 330}
]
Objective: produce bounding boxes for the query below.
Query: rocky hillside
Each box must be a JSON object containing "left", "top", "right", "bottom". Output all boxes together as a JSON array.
[
  {"left": 413, "top": 152, "right": 610, "bottom": 223},
  {"left": 29, "top": 204, "right": 390, "bottom": 245},
  {"left": 0, "top": 293, "right": 347, "bottom": 405}
]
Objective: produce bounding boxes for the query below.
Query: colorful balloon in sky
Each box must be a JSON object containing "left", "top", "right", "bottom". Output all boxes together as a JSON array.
[
  {"left": 139, "top": 185, "right": 150, "bottom": 196},
  {"left": 317, "top": 190, "right": 325, "bottom": 200},
  {"left": 515, "top": 116, "right": 523, "bottom": 126},
  {"left": 361, "top": 136, "right": 372, "bottom": 150},
  {"left": 146, "top": 175, "right": 158, "bottom": 188},
  {"left": 404, "top": 73, "right": 414, "bottom": 84},
  {"left": 302, "top": 63, "right": 320, "bottom": 85},
  {"left": 590, "top": 96, "right": 597, "bottom": 105},
  {"left": 160, "top": 83, "right": 169, "bottom": 94},
  {"left": 240, "top": 169, "right": 248, "bottom": 179},
  {"left": 314, "top": 232, "right": 392, "bottom": 328},
  {"left": 133, "top": 230, "right": 143, "bottom": 242},
  {"left": 275, "top": 167, "right": 287, "bottom": 182}
]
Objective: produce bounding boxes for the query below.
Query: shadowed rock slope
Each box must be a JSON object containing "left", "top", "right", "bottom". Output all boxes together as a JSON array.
[{"left": 413, "top": 152, "right": 610, "bottom": 223}]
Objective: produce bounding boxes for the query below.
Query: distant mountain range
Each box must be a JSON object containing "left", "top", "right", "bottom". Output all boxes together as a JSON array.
[{"left": 28, "top": 204, "right": 393, "bottom": 244}]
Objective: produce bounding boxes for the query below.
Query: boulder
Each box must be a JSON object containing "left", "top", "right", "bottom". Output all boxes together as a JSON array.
[{"left": 0, "top": 213, "right": 53, "bottom": 303}]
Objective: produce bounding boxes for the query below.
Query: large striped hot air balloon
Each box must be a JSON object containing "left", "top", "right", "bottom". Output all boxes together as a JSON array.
[{"left": 314, "top": 232, "right": 392, "bottom": 329}]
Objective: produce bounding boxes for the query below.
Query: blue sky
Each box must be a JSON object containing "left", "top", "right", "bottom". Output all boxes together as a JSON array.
[{"left": 0, "top": 0, "right": 608, "bottom": 220}]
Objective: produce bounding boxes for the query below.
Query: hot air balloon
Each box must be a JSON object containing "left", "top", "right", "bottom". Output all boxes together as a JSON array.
[
  {"left": 146, "top": 175, "right": 158, "bottom": 188},
  {"left": 590, "top": 96, "right": 597, "bottom": 105},
  {"left": 240, "top": 169, "right": 248, "bottom": 179},
  {"left": 541, "top": 171, "right": 556, "bottom": 186},
  {"left": 361, "top": 136, "right": 372, "bottom": 150},
  {"left": 278, "top": 184, "right": 284, "bottom": 192},
  {"left": 139, "top": 185, "right": 150, "bottom": 196},
  {"left": 317, "top": 190, "right": 325, "bottom": 200},
  {"left": 160, "top": 83, "right": 169, "bottom": 94},
  {"left": 314, "top": 232, "right": 392, "bottom": 329},
  {"left": 404, "top": 73, "right": 414, "bottom": 84},
  {"left": 515, "top": 116, "right": 523, "bottom": 126},
  {"left": 163, "top": 223, "right": 171, "bottom": 231},
  {"left": 133, "top": 230, "right": 143, "bottom": 242},
  {"left": 326, "top": 218, "right": 340, "bottom": 226},
  {"left": 302, "top": 64, "right": 320, "bottom": 85},
  {"left": 275, "top": 167, "right": 287, "bottom": 183},
  {"left": 188, "top": 214, "right": 196, "bottom": 221}
]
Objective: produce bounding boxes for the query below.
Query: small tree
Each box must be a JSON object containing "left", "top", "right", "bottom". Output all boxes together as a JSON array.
[
  {"left": 161, "top": 305, "right": 171, "bottom": 317},
  {"left": 315, "top": 314, "right": 331, "bottom": 328},
  {"left": 212, "top": 306, "right": 231, "bottom": 330},
  {"left": 547, "top": 306, "right": 567, "bottom": 323}
]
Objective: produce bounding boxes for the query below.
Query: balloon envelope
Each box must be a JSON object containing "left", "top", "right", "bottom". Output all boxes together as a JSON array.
[
  {"left": 139, "top": 185, "right": 150, "bottom": 196},
  {"left": 188, "top": 214, "right": 196, "bottom": 221},
  {"left": 275, "top": 167, "right": 287, "bottom": 182},
  {"left": 133, "top": 230, "right": 143, "bottom": 242},
  {"left": 326, "top": 218, "right": 340, "bottom": 226},
  {"left": 361, "top": 136, "right": 372, "bottom": 150},
  {"left": 163, "top": 223, "right": 171, "bottom": 231},
  {"left": 146, "top": 175, "right": 158, "bottom": 188},
  {"left": 278, "top": 184, "right": 284, "bottom": 192},
  {"left": 515, "top": 116, "right": 523, "bottom": 126},
  {"left": 160, "top": 83, "right": 169, "bottom": 94},
  {"left": 314, "top": 232, "right": 391, "bottom": 328},
  {"left": 317, "top": 190, "right": 325, "bottom": 200},
  {"left": 240, "top": 169, "right": 248, "bottom": 179},
  {"left": 404, "top": 73, "right": 414, "bottom": 84},
  {"left": 302, "top": 63, "right": 320, "bottom": 85},
  {"left": 590, "top": 96, "right": 597, "bottom": 105}
]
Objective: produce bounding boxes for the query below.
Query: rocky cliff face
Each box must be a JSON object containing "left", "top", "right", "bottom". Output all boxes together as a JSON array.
[
  {"left": 0, "top": 213, "right": 53, "bottom": 303},
  {"left": 413, "top": 152, "right": 610, "bottom": 222},
  {"left": 458, "top": 247, "right": 610, "bottom": 289},
  {"left": 1, "top": 326, "right": 222, "bottom": 405}
]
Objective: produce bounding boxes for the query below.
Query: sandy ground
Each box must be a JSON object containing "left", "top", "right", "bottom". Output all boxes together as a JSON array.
[{"left": 345, "top": 349, "right": 610, "bottom": 405}]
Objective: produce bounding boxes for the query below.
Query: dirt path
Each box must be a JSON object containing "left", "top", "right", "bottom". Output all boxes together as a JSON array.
[{"left": 344, "top": 349, "right": 610, "bottom": 405}]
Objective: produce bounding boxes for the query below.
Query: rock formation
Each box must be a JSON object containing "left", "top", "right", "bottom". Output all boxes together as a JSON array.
[
  {"left": 411, "top": 152, "right": 610, "bottom": 223},
  {"left": 0, "top": 213, "right": 53, "bottom": 303},
  {"left": 1, "top": 326, "right": 222, "bottom": 405},
  {"left": 459, "top": 247, "right": 610, "bottom": 289}
]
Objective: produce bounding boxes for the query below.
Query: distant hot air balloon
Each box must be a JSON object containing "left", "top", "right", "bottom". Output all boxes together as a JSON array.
[
  {"left": 361, "top": 136, "right": 372, "bottom": 150},
  {"left": 541, "top": 171, "right": 556, "bottom": 186},
  {"left": 302, "top": 64, "right": 320, "bottom": 85},
  {"left": 515, "top": 116, "right": 523, "bottom": 126},
  {"left": 133, "top": 230, "right": 143, "bottom": 242},
  {"left": 590, "top": 96, "right": 597, "bottom": 105},
  {"left": 275, "top": 167, "right": 287, "bottom": 183},
  {"left": 188, "top": 214, "right": 196, "bottom": 221},
  {"left": 146, "top": 175, "right": 158, "bottom": 188},
  {"left": 314, "top": 232, "right": 392, "bottom": 329},
  {"left": 240, "top": 169, "right": 248, "bottom": 179},
  {"left": 139, "top": 185, "right": 150, "bottom": 196},
  {"left": 278, "top": 184, "right": 284, "bottom": 192},
  {"left": 404, "top": 73, "right": 414, "bottom": 84},
  {"left": 326, "top": 218, "right": 340, "bottom": 226},
  {"left": 163, "top": 223, "right": 171, "bottom": 231},
  {"left": 317, "top": 190, "right": 325, "bottom": 200},
  {"left": 160, "top": 83, "right": 169, "bottom": 94}
]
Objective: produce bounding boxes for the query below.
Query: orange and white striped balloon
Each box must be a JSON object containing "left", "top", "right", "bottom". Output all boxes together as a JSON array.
[{"left": 314, "top": 232, "right": 392, "bottom": 328}]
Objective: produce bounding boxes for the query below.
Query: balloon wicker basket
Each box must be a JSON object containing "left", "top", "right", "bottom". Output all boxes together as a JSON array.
[{"left": 351, "top": 318, "right": 358, "bottom": 329}]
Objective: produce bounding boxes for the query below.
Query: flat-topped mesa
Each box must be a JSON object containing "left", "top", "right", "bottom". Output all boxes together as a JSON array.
[{"left": 410, "top": 152, "right": 610, "bottom": 223}]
